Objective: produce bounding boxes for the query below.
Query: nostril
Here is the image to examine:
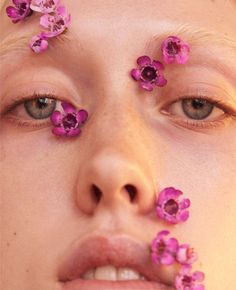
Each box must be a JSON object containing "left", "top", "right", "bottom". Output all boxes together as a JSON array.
[
  {"left": 91, "top": 184, "right": 102, "bottom": 203},
  {"left": 124, "top": 184, "right": 137, "bottom": 203}
]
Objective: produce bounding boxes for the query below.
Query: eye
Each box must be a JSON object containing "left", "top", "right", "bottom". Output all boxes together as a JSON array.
[{"left": 24, "top": 98, "right": 57, "bottom": 119}]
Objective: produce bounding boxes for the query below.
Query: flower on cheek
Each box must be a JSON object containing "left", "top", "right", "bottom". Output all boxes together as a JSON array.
[
  {"left": 161, "top": 36, "right": 190, "bottom": 64},
  {"left": 40, "top": 5, "right": 71, "bottom": 38},
  {"left": 175, "top": 265, "right": 205, "bottom": 290},
  {"left": 50, "top": 102, "right": 88, "bottom": 137},
  {"left": 6, "top": 0, "right": 32, "bottom": 23},
  {"left": 131, "top": 55, "right": 167, "bottom": 91},
  {"left": 30, "top": 33, "right": 49, "bottom": 53},
  {"left": 30, "top": 0, "right": 60, "bottom": 13},
  {"left": 151, "top": 230, "right": 179, "bottom": 265},
  {"left": 176, "top": 244, "right": 198, "bottom": 265},
  {"left": 156, "top": 187, "right": 191, "bottom": 224}
]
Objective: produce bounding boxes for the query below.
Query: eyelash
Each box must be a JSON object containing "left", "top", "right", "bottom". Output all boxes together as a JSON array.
[{"left": 2, "top": 92, "right": 236, "bottom": 130}]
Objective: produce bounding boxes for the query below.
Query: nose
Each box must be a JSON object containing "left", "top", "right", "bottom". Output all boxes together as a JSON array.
[{"left": 75, "top": 103, "right": 157, "bottom": 215}]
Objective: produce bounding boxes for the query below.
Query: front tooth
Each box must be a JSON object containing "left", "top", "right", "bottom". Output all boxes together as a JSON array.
[
  {"left": 82, "top": 269, "right": 94, "bottom": 280},
  {"left": 95, "top": 265, "right": 117, "bottom": 281},
  {"left": 117, "top": 267, "right": 141, "bottom": 280}
]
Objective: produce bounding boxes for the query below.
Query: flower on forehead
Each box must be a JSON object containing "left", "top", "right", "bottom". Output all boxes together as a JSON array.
[
  {"left": 30, "top": 33, "right": 49, "bottom": 53},
  {"left": 175, "top": 265, "right": 205, "bottom": 290},
  {"left": 176, "top": 244, "right": 198, "bottom": 265},
  {"left": 161, "top": 36, "right": 190, "bottom": 64},
  {"left": 40, "top": 5, "right": 71, "bottom": 38},
  {"left": 30, "top": 0, "right": 60, "bottom": 13},
  {"left": 6, "top": 0, "right": 33, "bottom": 23},
  {"left": 151, "top": 230, "right": 179, "bottom": 265},
  {"left": 50, "top": 102, "right": 88, "bottom": 137},
  {"left": 156, "top": 187, "right": 191, "bottom": 224},
  {"left": 130, "top": 55, "right": 167, "bottom": 91}
]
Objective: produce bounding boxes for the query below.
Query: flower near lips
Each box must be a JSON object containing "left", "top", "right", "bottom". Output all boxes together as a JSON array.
[
  {"left": 30, "top": 0, "right": 60, "bottom": 13},
  {"left": 176, "top": 244, "right": 198, "bottom": 265},
  {"left": 156, "top": 187, "right": 191, "bottom": 224},
  {"left": 39, "top": 5, "right": 71, "bottom": 38},
  {"left": 131, "top": 55, "right": 167, "bottom": 91},
  {"left": 50, "top": 102, "right": 88, "bottom": 137},
  {"left": 151, "top": 230, "right": 179, "bottom": 265},
  {"left": 175, "top": 265, "right": 205, "bottom": 290},
  {"left": 6, "top": 0, "right": 32, "bottom": 23},
  {"left": 161, "top": 36, "right": 190, "bottom": 64}
]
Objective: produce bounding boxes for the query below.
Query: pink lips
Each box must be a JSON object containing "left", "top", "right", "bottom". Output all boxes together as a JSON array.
[{"left": 58, "top": 234, "right": 175, "bottom": 290}]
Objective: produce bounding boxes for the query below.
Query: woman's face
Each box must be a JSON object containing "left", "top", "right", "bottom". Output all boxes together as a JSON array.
[{"left": 1, "top": 0, "right": 236, "bottom": 289}]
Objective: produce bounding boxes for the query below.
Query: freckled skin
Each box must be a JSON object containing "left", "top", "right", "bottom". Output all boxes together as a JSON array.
[{"left": 0, "top": 1, "right": 236, "bottom": 290}]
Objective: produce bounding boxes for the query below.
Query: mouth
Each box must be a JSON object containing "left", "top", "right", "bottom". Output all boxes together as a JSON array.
[{"left": 58, "top": 234, "right": 175, "bottom": 290}]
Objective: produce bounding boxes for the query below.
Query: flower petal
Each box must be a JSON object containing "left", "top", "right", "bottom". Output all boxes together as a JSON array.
[
  {"left": 77, "top": 109, "right": 88, "bottom": 124},
  {"left": 66, "top": 128, "right": 81, "bottom": 137},
  {"left": 131, "top": 69, "right": 141, "bottom": 81},
  {"left": 160, "top": 252, "right": 175, "bottom": 265},
  {"left": 61, "top": 102, "right": 76, "bottom": 114},
  {"left": 52, "top": 126, "right": 66, "bottom": 136},
  {"left": 152, "top": 60, "right": 164, "bottom": 70},
  {"left": 155, "top": 75, "right": 167, "bottom": 87},
  {"left": 140, "top": 81, "right": 153, "bottom": 91},
  {"left": 137, "top": 55, "right": 151, "bottom": 67},
  {"left": 50, "top": 111, "right": 63, "bottom": 126}
]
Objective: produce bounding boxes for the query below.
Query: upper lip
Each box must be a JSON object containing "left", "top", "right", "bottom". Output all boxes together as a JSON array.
[{"left": 58, "top": 234, "right": 173, "bottom": 287}]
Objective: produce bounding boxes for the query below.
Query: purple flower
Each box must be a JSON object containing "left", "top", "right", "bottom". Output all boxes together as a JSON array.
[
  {"left": 40, "top": 5, "right": 71, "bottom": 38},
  {"left": 156, "top": 187, "right": 191, "bottom": 224},
  {"left": 29, "top": 33, "right": 49, "bottom": 53},
  {"left": 151, "top": 230, "right": 179, "bottom": 265},
  {"left": 175, "top": 265, "right": 205, "bottom": 290},
  {"left": 131, "top": 55, "right": 167, "bottom": 91},
  {"left": 161, "top": 36, "right": 190, "bottom": 64},
  {"left": 176, "top": 244, "right": 198, "bottom": 265},
  {"left": 50, "top": 102, "right": 88, "bottom": 137},
  {"left": 6, "top": 0, "right": 33, "bottom": 23},
  {"left": 30, "top": 0, "right": 60, "bottom": 13}
]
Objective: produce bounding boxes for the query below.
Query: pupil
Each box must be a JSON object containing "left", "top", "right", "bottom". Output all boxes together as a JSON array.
[
  {"left": 182, "top": 98, "right": 214, "bottom": 120},
  {"left": 141, "top": 66, "right": 157, "bottom": 82},
  {"left": 192, "top": 99, "right": 205, "bottom": 109},
  {"left": 164, "top": 199, "right": 179, "bottom": 215},
  {"left": 36, "top": 98, "right": 49, "bottom": 109},
  {"left": 63, "top": 114, "right": 77, "bottom": 129}
]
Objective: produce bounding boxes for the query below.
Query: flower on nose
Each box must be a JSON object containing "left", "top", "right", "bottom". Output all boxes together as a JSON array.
[
  {"left": 175, "top": 265, "right": 205, "bottom": 290},
  {"left": 50, "top": 102, "right": 88, "bottom": 137},
  {"left": 156, "top": 187, "right": 191, "bottom": 224},
  {"left": 151, "top": 230, "right": 179, "bottom": 265},
  {"left": 130, "top": 55, "right": 167, "bottom": 91},
  {"left": 161, "top": 36, "right": 190, "bottom": 64},
  {"left": 176, "top": 244, "right": 198, "bottom": 265},
  {"left": 30, "top": 0, "right": 60, "bottom": 13},
  {"left": 6, "top": 0, "right": 32, "bottom": 23}
]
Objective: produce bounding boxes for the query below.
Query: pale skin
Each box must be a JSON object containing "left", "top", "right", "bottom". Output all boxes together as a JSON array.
[{"left": 0, "top": 0, "right": 236, "bottom": 289}]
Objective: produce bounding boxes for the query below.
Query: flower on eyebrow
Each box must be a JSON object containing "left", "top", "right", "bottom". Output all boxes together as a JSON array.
[
  {"left": 161, "top": 36, "right": 190, "bottom": 64},
  {"left": 176, "top": 244, "right": 198, "bottom": 265},
  {"left": 39, "top": 5, "right": 71, "bottom": 38},
  {"left": 6, "top": 0, "right": 33, "bottom": 23},
  {"left": 50, "top": 102, "right": 88, "bottom": 137},
  {"left": 29, "top": 33, "right": 49, "bottom": 53},
  {"left": 156, "top": 187, "right": 191, "bottom": 224},
  {"left": 175, "top": 265, "right": 205, "bottom": 290},
  {"left": 30, "top": 0, "right": 60, "bottom": 13},
  {"left": 130, "top": 55, "right": 167, "bottom": 91},
  {"left": 151, "top": 230, "right": 179, "bottom": 265}
]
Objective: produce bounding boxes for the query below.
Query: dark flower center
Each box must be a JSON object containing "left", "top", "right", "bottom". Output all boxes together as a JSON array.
[
  {"left": 182, "top": 275, "right": 192, "bottom": 286},
  {"left": 167, "top": 41, "right": 180, "bottom": 55},
  {"left": 18, "top": 3, "right": 27, "bottom": 15},
  {"left": 157, "top": 240, "right": 166, "bottom": 255},
  {"left": 141, "top": 66, "right": 157, "bottom": 82},
  {"left": 63, "top": 113, "right": 77, "bottom": 130},
  {"left": 45, "top": 0, "right": 55, "bottom": 8},
  {"left": 164, "top": 199, "right": 179, "bottom": 215},
  {"left": 54, "top": 19, "right": 65, "bottom": 31}
]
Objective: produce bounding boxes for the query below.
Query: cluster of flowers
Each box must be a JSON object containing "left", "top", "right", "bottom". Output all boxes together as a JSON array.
[
  {"left": 6, "top": 0, "right": 71, "bottom": 53},
  {"left": 152, "top": 187, "right": 205, "bottom": 290},
  {"left": 131, "top": 36, "right": 190, "bottom": 91}
]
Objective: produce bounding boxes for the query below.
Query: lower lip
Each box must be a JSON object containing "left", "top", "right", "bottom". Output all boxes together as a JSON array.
[{"left": 61, "top": 279, "right": 174, "bottom": 290}]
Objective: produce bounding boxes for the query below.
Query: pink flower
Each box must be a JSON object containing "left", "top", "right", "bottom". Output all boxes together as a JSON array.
[
  {"left": 30, "top": 33, "right": 49, "bottom": 53},
  {"left": 131, "top": 55, "right": 167, "bottom": 91},
  {"left": 50, "top": 102, "right": 88, "bottom": 137},
  {"left": 175, "top": 265, "right": 205, "bottom": 290},
  {"left": 6, "top": 0, "right": 33, "bottom": 23},
  {"left": 156, "top": 187, "right": 191, "bottom": 224},
  {"left": 151, "top": 230, "right": 179, "bottom": 265},
  {"left": 30, "top": 0, "right": 60, "bottom": 13},
  {"left": 40, "top": 5, "right": 71, "bottom": 38},
  {"left": 161, "top": 36, "right": 190, "bottom": 64},
  {"left": 177, "top": 244, "right": 198, "bottom": 265}
]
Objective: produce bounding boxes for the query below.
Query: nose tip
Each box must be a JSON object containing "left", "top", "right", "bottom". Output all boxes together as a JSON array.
[{"left": 76, "top": 150, "right": 156, "bottom": 215}]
